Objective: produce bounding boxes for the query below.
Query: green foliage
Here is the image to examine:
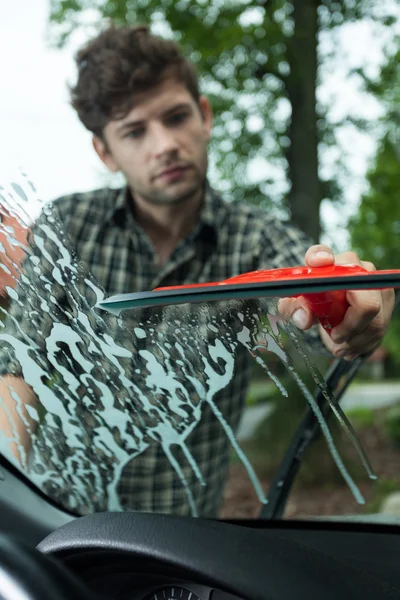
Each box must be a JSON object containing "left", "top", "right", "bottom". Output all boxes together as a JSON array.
[
  {"left": 345, "top": 406, "right": 374, "bottom": 430},
  {"left": 384, "top": 405, "right": 400, "bottom": 448},
  {"left": 47, "top": 0, "right": 399, "bottom": 241},
  {"left": 245, "top": 380, "right": 277, "bottom": 407},
  {"left": 348, "top": 39, "right": 400, "bottom": 253},
  {"left": 365, "top": 478, "right": 400, "bottom": 514},
  {"left": 350, "top": 135, "right": 400, "bottom": 268}
]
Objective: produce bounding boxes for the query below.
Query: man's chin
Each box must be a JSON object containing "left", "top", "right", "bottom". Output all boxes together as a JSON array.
[{"left": 150, "top": 179, "right": 204, "bottom": 206}]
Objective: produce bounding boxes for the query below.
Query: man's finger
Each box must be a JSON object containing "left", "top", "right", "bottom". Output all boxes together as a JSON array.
[
  {"left": 278, "top": 296, "right": 316, "bottom": 330},
  {"left": 330, "top": 327, "right": 382, "bottom": 359},
  {"left": 333, "top": 251, "right": 363, "bottom": 267},
  {"left": 330, "top": 289, "right": 383, "bottom": 344},
  {"left": 360, "top": 260, "right": 376, "bottom": 272},
  {"left": 305, "top": 244, "right": 334, "bottom": 267}
]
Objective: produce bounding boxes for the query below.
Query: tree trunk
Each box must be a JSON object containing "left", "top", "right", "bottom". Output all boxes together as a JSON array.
[{"left": 286, "top": 0, "right": 321, "bottom": 242}]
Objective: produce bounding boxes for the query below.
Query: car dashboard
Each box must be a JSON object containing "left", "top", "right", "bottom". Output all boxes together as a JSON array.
[{"left": 62, "top": 553, "right": 241, "bottom": 600}]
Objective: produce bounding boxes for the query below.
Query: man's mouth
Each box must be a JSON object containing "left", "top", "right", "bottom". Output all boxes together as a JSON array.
[{"left": 157, "top": 166, "right": 190, "bottom": 180}]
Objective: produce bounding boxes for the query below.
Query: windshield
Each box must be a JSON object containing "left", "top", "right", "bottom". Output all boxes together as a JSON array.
[
  {"left": 0, "top": 180, "right": 399, "bottom": 521},
  {"left": 2, "top": 1, "right": 400, "bottom": 525}
]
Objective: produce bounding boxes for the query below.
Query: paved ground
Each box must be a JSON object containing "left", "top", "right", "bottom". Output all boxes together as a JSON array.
[{"left": 340, "top": 382, "right": 400, "bottom": 410}]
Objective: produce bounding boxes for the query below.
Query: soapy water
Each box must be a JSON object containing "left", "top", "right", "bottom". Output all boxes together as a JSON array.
[
  {"left": 286, "top": 326, "right": 376, "bottom": 482},
  {"left": 0, "top": 173, "right": 373, "bottom": 516}
]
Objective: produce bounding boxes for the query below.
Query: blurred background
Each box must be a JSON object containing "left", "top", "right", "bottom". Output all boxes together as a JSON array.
[{"left": 2, "top": 0, "right": 400, "bottom": 519}]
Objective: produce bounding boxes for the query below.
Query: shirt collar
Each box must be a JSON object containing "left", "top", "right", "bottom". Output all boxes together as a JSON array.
[
  {"left": 198, "top": 182, "right": 226, "bottom": 236},
  {"left": 113, "top": 187, "right": 130, "bottom": 218},
  {"left": 111, "top": 187, "right": 135, "bottom": 229}
]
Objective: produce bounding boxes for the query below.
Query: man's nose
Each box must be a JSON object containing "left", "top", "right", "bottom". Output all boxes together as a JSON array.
[{"left": 150, "top": 124, "right": 179, "bottom": 158}]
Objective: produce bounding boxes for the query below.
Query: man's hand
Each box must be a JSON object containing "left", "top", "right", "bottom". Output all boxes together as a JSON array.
[
  {"left": 0, "top": 375, "right": 37, "bottom": 468},
  {"left": 278, "top": 244, "right": 395, "bottom": 361}
]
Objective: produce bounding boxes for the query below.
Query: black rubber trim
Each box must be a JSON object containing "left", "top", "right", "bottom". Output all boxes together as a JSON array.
[
  {"left": 0, "top": 454, "right": 79, "bottom": 518},
  {"left": 0, "top": 456, "right": 74, "bottom": 545}
]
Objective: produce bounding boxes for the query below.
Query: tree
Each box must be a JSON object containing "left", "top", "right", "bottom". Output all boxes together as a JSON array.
[
  {"left": 48, "top": 0, "right": 398, "bottom": 241},
  {"left": 350, "top": 134, "right": 400, "bottom": 268},
  {"left": 349, "top": 43, "right": 400, "bottom": 360}
]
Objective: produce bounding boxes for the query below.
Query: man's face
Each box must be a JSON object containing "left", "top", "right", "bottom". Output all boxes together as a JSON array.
[{"left": 94, "top": 79, "right": 213, "bottom": 206}]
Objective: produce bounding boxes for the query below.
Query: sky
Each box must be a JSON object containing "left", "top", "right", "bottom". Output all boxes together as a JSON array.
[
  {"left": 0, "top": 1, "right": 107, "bottom": 216},
  {"left": 0, "top": 0, "right": 396, "bottom": 246}
]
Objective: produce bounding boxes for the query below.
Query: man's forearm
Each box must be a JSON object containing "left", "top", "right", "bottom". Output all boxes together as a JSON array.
[{"left": 0, "top": 375, "right": 38, "bottom": 467}]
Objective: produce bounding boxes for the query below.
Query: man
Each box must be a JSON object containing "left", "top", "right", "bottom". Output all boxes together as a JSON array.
[{"left": 0, "top": 24, "right": 394, "bottom": 517}]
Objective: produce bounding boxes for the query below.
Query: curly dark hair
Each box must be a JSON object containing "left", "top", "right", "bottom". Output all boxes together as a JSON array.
[{"left": 69, "top": 24, "right": 201, "bottom": 138}]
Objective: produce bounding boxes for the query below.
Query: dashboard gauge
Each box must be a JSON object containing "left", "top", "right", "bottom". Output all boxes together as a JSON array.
[{"left": 145, "top": 587, "right": 201, "bottom": 600}]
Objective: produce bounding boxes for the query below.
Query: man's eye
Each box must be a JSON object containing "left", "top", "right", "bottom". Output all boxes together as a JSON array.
[
  {"left": 168, "top": 112, "right": 189, "bottom": 125},
  {"left": 126, "top": 129, "right": 144, "bottom": 139}
]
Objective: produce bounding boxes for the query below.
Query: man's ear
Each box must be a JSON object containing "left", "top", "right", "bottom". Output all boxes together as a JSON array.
[
  {"left": 92, "top": 135, "right": 120, "bottom": 173},
  {"left": 199, "top": 96, "right": 213, "bottom": 141}
]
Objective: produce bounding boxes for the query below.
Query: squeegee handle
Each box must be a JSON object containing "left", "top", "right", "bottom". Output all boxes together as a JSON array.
[{"left": 301, "top": 290, "right": 349, "bottom": 333}]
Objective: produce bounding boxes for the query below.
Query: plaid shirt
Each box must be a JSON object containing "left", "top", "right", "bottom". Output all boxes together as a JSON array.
[{"left": 0, "top": 183, "right": 314, "bottom": 517}]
